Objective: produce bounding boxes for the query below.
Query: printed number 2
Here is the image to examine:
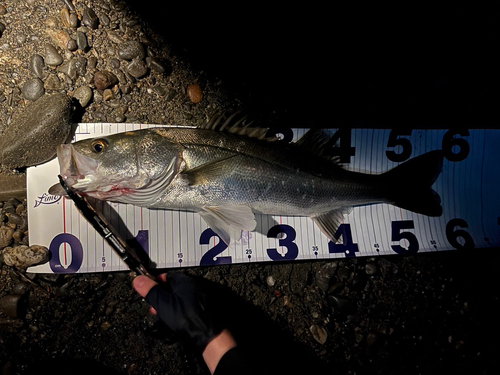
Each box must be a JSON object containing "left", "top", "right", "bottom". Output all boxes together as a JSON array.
[
  {"left": 391, "top": 220, "right": 419, "bottom": 254},
  {"left": 199, "top": 229, "right": 232, "bottom": 266},
  {"left": 267, "top": 225, "right": 299, "bottom": 261}
]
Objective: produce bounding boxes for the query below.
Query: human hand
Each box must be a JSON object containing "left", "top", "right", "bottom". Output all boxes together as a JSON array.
[{"left": 132, "top": 272, "right": 225, "bottom": 351}]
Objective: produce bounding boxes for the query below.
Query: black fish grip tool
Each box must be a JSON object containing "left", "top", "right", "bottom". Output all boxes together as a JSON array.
[{"left": 57, "top": 175, "right": 155, "bottom": 280}]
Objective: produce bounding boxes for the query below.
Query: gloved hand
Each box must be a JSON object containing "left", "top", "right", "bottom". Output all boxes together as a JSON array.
[{"left": 133, "top": 272, "right": 224, "bottom": 350}]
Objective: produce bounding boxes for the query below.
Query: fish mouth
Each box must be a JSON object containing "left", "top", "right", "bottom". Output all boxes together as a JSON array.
[{"left": 48, "top": 144, "right": 100, "bottom": 196}]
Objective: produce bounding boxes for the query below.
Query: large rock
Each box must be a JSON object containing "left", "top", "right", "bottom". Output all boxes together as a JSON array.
[{"left": 0, "top": 93, "right": 73, "bottom": 168}]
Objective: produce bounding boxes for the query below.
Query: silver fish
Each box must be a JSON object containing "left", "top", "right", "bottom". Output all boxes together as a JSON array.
[{"left": 49, "top": 121, "right": 444, "bottom": 245}]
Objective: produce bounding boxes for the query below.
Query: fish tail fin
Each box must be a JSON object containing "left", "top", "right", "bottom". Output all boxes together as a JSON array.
[{"left": 381, "top": 150, "right": 444, "bottom": 216}]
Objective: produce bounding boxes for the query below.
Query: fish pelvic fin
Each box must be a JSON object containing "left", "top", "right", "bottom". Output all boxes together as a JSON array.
[
  {"left": 198, "top": 205, "right": 257, "bottom": 246},
  {"left": 382, "top": 150, "right": 444, "bottom": 216},
  {"left": 311, "top": 208, "right": 351, "bottom": 242}
]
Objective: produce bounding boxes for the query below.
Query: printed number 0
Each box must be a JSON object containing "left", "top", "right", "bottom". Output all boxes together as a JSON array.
[
  {"left": 391, "top": 220, "right": 419, "bottom": 254},
  {"left": 49, "top": 233, "right": 84, "bottom": 273},
  {"left": 267, "top": 225, "right": 299, "bottom": 261}
]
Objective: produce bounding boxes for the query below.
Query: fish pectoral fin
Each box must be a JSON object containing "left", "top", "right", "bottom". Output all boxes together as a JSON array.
[
  {"left": 183, "top": 154, "right": 239, "bottom": 186},
  {"left": 311, "top": 208, "right": 351, "bottom": 242},
  {"left": 198, "top": 205, "right": 257, "bottom": 246}
]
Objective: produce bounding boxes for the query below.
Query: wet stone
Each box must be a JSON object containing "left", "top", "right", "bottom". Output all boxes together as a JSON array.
[
  {"left": 30, "top": 54, "right": 45, "bottom": 79},
  {"left": 0, "top": 93, "right": 73, "bottom": 168},
  {"left": 365, "top": 262, "right": 378, "bottom": 275},
  {"left": 126, "top": 57, "right": 148, "bottom": 78},
  {"left": 0, "top": 294, "right": 23, "bottom": 318},
  {"left": 21, "top": 78, "right": 44, "bottom": 100},
  {"left": 146, "top": 56, "right": 171, "bottom": 74},
  {"left": 316, "top": 262, "right": 338, "bottom": 292},
  {"left": 118, "top": 40, "right": 145, "bottom": 60},
  {"left": 0, "top": 226, "right": 14, "bottom": 249},
  {"left": 44, "top": 74, "right": 61, "bottom": 91},
  {"left": 75, "top": 31, "right": 88, "bottom": 52},
  {"left": 310, "top": 324, "right": 328, "bottom": 345},
  {"left": 94, "top": 70, "right": 118, "bottom": 90},
  {"left": 66, "top": 38, "right": 77, "bottom": 51},
  {"left": 69, "top": 12, "right": 78, "bottom": 28},
  {"left": 12, "top": 282, "right": 30, "bottom": 295},
  {"left": 59, "top": 8, "right": 70, "bottom": 28},
  {"left": 82, "top": 7, "right": 99, "bottom": 29},
  {"left": 1, "top": 245, "right": 49, "bottom": 269},
  {"left": 44, "top": 43, "right": 63, "bottom": 66},
  {"left": 73, "top": 86, "right": 92, "bottom": 107},
  {"left": 187, "top": 83, "right": 202, "bottom": 104},
  {"left": 57, "top": 58, "right": 77, "bottom": 80}
]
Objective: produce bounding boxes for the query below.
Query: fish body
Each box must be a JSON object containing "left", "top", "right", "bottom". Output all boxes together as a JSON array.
[{"left": 50, "top": 123, "right": 444, "bottom": 245}]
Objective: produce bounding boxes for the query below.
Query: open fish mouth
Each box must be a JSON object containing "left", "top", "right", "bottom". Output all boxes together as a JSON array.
[{"left": 48, "top": 144, "right": 99, "bottom": 196}]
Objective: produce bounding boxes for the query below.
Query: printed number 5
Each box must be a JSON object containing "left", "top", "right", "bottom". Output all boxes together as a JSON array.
[{"left": 391, "top": 220, "right": 419, "bottom": 254}]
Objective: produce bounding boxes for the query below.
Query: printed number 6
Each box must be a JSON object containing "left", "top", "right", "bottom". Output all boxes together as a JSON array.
[
  {"left": 446, "top": 218, "right": 475, "bottom": 250},
  {"left": 391, "top": 220, "right": 419, "bottom": 254}
]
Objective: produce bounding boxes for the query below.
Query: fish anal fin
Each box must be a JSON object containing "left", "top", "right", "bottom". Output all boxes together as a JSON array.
[
  {"left": 198, "top": 205, "right": 257, "bottom": 246},
  {"left": 311, "top": 208, "right": 350, "bottom": 242}
]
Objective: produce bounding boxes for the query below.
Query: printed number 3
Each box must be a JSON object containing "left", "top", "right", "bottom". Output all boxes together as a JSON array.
[
  {"left": 267, "top": 224, "right": 299, "bottom": 261},
  {"left": 391, "top": 220, "right": 419, "bottom": 254}
]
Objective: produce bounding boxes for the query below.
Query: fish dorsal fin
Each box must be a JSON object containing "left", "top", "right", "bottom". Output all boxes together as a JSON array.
[
  {"left": 295, "top": 129, "right": 341, "bottom": 162},
  {"left": 199, "top": 112, "right": 277, "bottom": 142},
  {"left": 198, "top": 205, "right": 257, "bottom": 246},
  {"left": 311, "top": 208, "right": 351, "bottom": 242}
]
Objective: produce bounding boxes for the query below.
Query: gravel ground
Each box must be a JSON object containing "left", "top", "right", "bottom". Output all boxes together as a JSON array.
[{"left": 1, "top": 1, "right": 500, "bottom": 374}]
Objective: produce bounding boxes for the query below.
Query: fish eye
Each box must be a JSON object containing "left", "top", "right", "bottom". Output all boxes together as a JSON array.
[{"left": 91, "top": 139, "right": 108, "bottom": 153}]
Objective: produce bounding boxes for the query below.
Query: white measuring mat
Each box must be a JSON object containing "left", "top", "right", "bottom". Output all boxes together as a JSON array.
[{"left": 26, "top": 124, "right": 500, "bottom": 274}]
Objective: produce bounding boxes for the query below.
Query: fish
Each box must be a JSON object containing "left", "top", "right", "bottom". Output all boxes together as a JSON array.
[{"left": 49, "top": 118, "right": 444, "bottom": 245}]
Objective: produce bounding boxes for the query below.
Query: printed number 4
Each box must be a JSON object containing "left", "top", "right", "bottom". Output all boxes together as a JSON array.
[{"left": 391, "top": 220, "right": 419, "bottom": 254}]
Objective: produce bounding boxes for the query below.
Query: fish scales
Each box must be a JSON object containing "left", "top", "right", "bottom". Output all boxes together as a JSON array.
[{"left": 49, "top": 125, "right": 444, "bottom": 245}]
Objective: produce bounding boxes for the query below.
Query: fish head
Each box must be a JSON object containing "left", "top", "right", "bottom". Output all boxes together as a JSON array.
[{"left": 49, "top": 130, "right": 183, "bottom": 203}]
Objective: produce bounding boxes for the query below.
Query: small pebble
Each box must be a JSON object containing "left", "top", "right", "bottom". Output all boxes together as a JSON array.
[
  {"left": 1, "top": 245, "right": 50, "bottom": 269},
  {"left": 57, "top": 58, "right": 77, "bottom": 80},
  {"left": 12, "top": 282, "right": 30, "bottom": 295},
  {"left": 44, "top": 43, "right": 63, "bottom": 66},
  {"left": 0, "top": 226, "right": 14, "bottom": 248},
  {"left": 82, "top": 7, "right": 99, "bottom": 29},
  {"left": 75, "top": 31, "right": 88, "bottom": 52},
  {"left": 146, "top": 56, "right": 171, "bottom": 74},
  {"left": 73, "top": 86, "right": 92, "bottom": 107},
  {"left": 310, "top": 324, "right": 328, "bottom": 345},
  {"left": 44, "top": 74, "right": 61, "bottom": 90},
  {"left": 126, "top": 57, "right": 148, "bottom": 78},
  {"left": 94, "top": 70, "right": 118, "bottom": 90},
  {"left": 21, "top": 78, "right": 44, "bottom": 100},
  {"left": 0, "top": 294, "right": 22, "bottom": 318},
  {"left": 187, "top": 83, "right": 202, "bottom": 103},
  {"left": 365, "top": 262, "right": 378, "bottom": 275},
  {"left": 59, "top": 8, "right": 70, "bottom": 28},
  {"left": 66, "top": 38, "right": 77, "bottom": 51},
  {"left": 103, "top": 88, "right": 114, "bottom": 101},
  {"left": 266, "top": 275, "right": 275, "bottom": 287},
  {"left": 315, "top": 262, "right": 338, "bottom": 292},
  {"left": 69, "top": 12, "right": 78, "bottom": 28},
  {"left": 0, "top": 6, "right": 6, "bottom": 16},
  {"left": 0, "top": 22, "right": 5, "bottom": 38},
  {"left": 118, "top": 40, "right": 145, "bottom": 60}
]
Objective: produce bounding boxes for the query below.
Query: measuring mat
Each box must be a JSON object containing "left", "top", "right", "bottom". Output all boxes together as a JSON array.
[{"left": 27, "top": 124, "right": 500, "bottom": 274}]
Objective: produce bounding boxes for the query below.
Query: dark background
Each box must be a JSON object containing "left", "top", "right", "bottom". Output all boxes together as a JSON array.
[{"left": 127, "top": 2, "right": 499, "bottom": 129}]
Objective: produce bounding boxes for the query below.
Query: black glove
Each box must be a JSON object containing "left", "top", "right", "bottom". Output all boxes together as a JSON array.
[{"left": 145, "top": 272, "right": 224, "bottom": 350}]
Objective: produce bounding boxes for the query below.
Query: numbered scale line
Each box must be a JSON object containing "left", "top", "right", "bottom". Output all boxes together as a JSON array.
[{"left": 33, "top": 127, "right": 500, "bottom": 274}]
